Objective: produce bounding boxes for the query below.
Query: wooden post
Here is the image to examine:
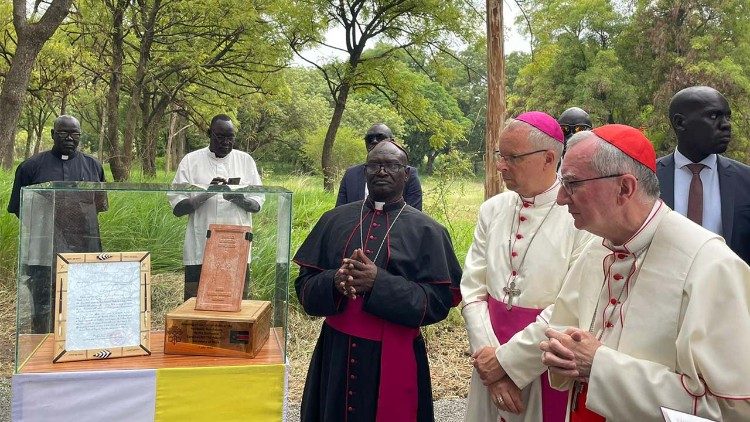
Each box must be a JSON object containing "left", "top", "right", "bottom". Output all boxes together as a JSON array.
[{"left": 484, "top": 0, "right": 506, "bottom": 199}]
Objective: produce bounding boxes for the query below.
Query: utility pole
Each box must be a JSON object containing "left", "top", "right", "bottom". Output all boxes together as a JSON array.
[{"left": 484, "top": 0, "right": 505, "bottom": 199}]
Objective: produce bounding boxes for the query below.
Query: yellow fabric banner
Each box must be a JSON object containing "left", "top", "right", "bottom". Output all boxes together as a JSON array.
[{"left": 155, "top": 364, "right": 285, "bottom": 422}]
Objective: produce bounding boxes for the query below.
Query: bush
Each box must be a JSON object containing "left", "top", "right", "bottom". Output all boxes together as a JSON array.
[{"left": 303, "top": 126, "right": 366, "bottom": 176}]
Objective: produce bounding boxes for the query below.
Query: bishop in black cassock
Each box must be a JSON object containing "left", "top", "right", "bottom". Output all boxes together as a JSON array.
[{"left": 294, "top": 141, "right": 462, "bottom": 422}]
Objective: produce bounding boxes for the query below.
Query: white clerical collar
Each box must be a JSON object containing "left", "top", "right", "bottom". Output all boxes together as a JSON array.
[
  {"left": 61, "top": 154, "right": 70, "bottom": 160},
  {"left": 374, "top": 201, "right": 385, "bottom": 210},
  {"left": 674, "top": 148, "right": 717, "bottom": 170},
  {"left": 604, "top": 200, "right": 667, "bottom": 254},
  {"left": 520, "top": 179, "right": 560, "bottom": 206}
]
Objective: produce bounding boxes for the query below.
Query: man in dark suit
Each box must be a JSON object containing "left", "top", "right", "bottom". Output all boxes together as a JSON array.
[
  {"left": 656, "top": 86, "right": 750, "bottom": 264},
  {"left": 336, "top": 123, "right": 423, "bottom": 210}
]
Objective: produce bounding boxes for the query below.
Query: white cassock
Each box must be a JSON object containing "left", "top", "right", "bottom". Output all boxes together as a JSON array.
[
  {"left": 548, "top": 200, "right": 750, "bottom": 421},
  {"left": 462, "top": 180, "right": 596, "bottom": 422}
]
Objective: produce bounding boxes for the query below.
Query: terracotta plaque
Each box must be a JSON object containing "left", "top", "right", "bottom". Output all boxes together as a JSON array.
[{"left": 195, "top": 224, "right": 252, "bottom": 312}]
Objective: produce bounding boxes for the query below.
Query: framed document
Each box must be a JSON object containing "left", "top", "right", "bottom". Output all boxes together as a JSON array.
[{"left": 53, "top": 252, "right": 151, "bottom": 363}]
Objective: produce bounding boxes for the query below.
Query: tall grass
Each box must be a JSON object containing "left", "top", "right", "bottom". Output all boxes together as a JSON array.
[
  {"left": 0, "top": 168, "right": 19, "bottom": 286},
  {"left": 0, "top": 171, "right": 486, "bottom": 299}
]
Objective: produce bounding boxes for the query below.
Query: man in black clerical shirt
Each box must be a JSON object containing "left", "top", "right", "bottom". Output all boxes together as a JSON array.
[
  {"left": 294, "top": 141, "right": 462, "bottom": 421},
  {"left": 8, "top": 115, "right": 107, "bottom": 332}
]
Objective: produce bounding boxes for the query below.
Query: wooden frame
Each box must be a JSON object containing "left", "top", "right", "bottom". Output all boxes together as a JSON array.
[{"left": 53, "top": 252, "right": 151, "bottom": 363}]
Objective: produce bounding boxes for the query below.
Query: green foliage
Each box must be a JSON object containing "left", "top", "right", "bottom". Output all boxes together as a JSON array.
[
  {"left": 0, "top": 168, "right": 18, "bottom": 282},
  {"left": 303, "top": 125, "right": 365, "bottom": 176}
]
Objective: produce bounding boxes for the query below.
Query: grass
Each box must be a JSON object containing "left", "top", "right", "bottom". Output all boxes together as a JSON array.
[{"left": 0, "top": 169, "right": 487, "bottom": 400}]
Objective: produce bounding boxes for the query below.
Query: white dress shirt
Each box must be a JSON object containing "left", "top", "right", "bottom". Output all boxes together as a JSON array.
[
  {"left": 673, "top": 149, "right": 722, "bottom": 235},
  {"left": 168, "top": 147, "right": 264, "bottom": 265}
]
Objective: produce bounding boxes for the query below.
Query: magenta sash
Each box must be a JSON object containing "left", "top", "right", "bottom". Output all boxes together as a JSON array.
[
  {"left": 325, "top": 298, "right": 419, "bottom": 422},
  {"left": 487, "top": 294, "right": 568, "bottom": 422}
]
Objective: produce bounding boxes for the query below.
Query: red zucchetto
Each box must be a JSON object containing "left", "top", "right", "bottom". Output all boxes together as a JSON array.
[{"left": 592, "top": 124, "right": 656, "bottom": 173}]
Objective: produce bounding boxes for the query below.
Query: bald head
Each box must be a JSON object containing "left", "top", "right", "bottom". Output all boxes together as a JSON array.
[
  {"left": 53, "top": 115, "right": 80, "bottom": 131},
  {"left": 668, "top": 86, "right": 726, "bottom": 119},
  {"left": 365, "top": 141, "right": 408, "bottom": 203},
  {"left": 51, "top": 115, "right": 82, "bottom": 156},
  {"left": 668, "top": 86, "right": 731, "bottom": 162},
  {"left": 367, "top": 140, "right": 407, "bottom": 165},
  {"left": 364, "top": 123, "right": 394, "bottom": 152}
]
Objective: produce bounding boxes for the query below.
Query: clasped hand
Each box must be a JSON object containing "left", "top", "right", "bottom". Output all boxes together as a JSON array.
[
  {"left": 471, "top": 347, "right": 524, "bottom": 413},
  {"left": 539, "top": 327, "right": 602, "bottom": 381},
  {"left": 335, "top": 249, "right": 377, "bottom": 299}
]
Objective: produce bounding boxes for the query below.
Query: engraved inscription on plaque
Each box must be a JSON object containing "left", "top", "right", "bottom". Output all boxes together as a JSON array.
[{"left": 195, "top": 224, "right": 252, "bottom": 312}]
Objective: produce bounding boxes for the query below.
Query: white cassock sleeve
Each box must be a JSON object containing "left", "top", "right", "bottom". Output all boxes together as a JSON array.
[
  {"left": 495, "top": 228, "right": 596, "bottom": 389},
  {"left": 461, "top": 201, "right": 500, "bottom": 353},
  {"left": 586, "top": 239, "right": 750, "bottom": 421}
]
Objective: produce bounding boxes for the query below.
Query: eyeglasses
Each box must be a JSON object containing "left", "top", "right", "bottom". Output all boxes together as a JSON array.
[
  {"left": 560, "top": 124, "right": 591, "bottom": 136},
  {"left": 55, "top": 131, "right": 81, "bottom": 141},
  {"left": 211, "top": 131, "right": 236, "bottom": 142},
  {"left": 364, "top": 133, "right": 390, "bottom": 143},
  {"left": 365, "top": 163, "right": 406, "bottom": 174},
  {"left": 493, "top": 149, "right": 547, "bottom": 165},
  {"left": 560, "top": 174, "right": 624, "bottom": 195}
]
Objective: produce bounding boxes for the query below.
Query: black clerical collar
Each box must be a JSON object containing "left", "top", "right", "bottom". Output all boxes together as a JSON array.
[
  {"left": 50, "top": 148, "right": 78, "bottom": 160},
  {"left": 364, "top": 197, "right": 406, "bottom": 212}
]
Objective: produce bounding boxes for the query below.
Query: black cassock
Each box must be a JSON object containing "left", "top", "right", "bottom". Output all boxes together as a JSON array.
[{"left": 294, "top": 199, "right": 462, "bottom": 422}]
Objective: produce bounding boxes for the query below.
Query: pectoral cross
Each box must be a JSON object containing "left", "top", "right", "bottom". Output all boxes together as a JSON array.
[{"left": 503, "top": 281, "right": 521, "bottom": 310}]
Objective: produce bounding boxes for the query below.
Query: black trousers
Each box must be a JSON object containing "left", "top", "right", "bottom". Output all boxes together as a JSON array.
[{"left": 26, "top": 265, "right": 54, "bottom": 333}]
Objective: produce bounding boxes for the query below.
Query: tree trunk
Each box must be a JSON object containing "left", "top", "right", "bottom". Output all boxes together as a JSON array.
[
  {"left": 484, "top": 0, "right": 505, "bottom": 199},
  {"left": 0, "top": 40, "right": 47, "bottom": 168},
  {"left": 165, "top": 105, "right": 181, "bottom": 173},
  {"left": 0, "top": 0, "right": 72, "bottom": 169},
  {"left": 321, "top": 80, "right": 352, "bottom": 191},
  {"left": 33, "top": 119, "right": 43, "bottom": 155},
  {"left": 174, "top": 116, "right": 186, "bottom": 170},
  {"left": 60, "top": 89, "right": 67, "bottom": 115},
  {"left": 23, "top": 116, "right": 34, "bottom": 159},
  {"left": 104, "top": 0, "right": 129, "bottom": 181},
  {"left": 97, "top": 101, "right": 107, "bottom": 162},
  {"left": 426, "top": 150, "right": 439, "bottom": 174},
  {"left": 122, "top": 0, "right": 161, "bottom": 173}
]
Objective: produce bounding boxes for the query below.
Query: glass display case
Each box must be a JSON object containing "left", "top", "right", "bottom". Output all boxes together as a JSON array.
[{"left": 14, "top": 181, "right": 291, "bottom": 373}]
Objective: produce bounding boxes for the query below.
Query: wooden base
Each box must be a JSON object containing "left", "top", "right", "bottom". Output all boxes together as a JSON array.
[
  {"left": 17, "top": 329, "right": 284, "bottom": 374},
  {"left": 164, "top": 298, "right": 272, "bottom": 358}
]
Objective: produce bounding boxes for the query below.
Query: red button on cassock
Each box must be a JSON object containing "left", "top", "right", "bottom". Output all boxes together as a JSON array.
[
  {"left": 610, "top": 298, "right": 617, "bottom": 305},
  {"left": 606, "top": 322, "right": 614, "bottom": 328},
  {"left": 523, "top": 202, "right": 531, "bottom": 208},
  {"left": 617, "top": 253, "right": 628, "bottom": 259},
  {"left": 369, "top": 235, "right": 376, "bottom": 240},
  {"left": 511, "top": 270, "right": 517, "bottom": 276},
  {"left": 511, "top": 251, "right": 518, "bottom": 257},
  {"left": 516, "top": 234, "right": 523, "bottom": 239},
  {"left": 519, "top": 216, "right": 527, "bottom": 222},
  {"left": 613, "top": 274, "right": 623, "bottom": 280}
]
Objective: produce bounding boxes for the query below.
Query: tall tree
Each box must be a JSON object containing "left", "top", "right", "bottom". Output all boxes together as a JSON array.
[
  {"left": 0, "top": 0, "right": 72, "bottom": 169},
  {"left": 286, "top": 0, "right": 479, "bottom": 190}
]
